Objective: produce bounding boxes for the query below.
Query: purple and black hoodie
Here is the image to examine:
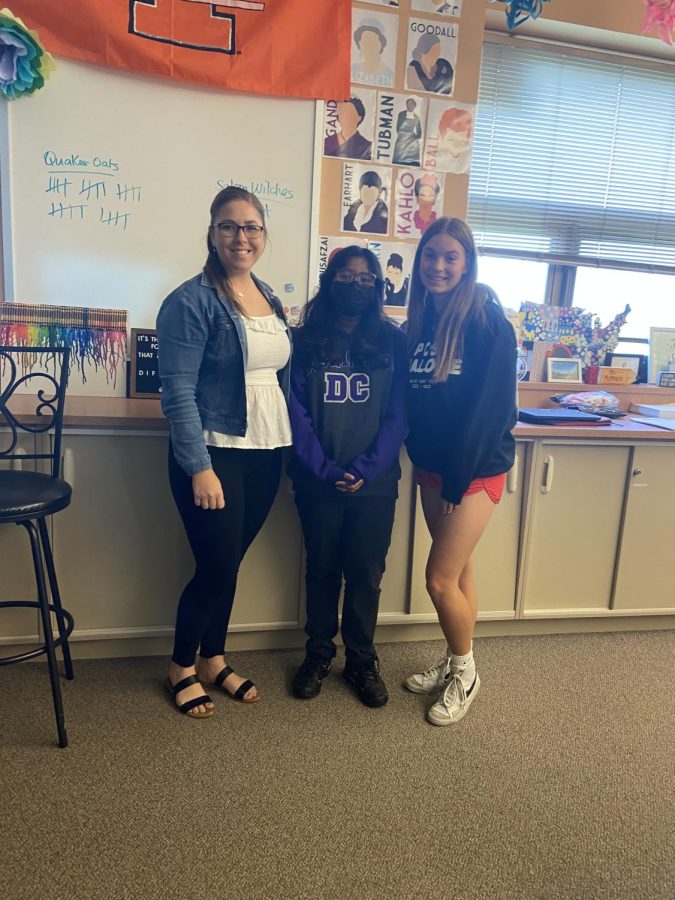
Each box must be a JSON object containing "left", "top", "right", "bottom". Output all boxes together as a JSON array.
[{"left": 288, "top": 322, "right": 408, "bottom": 498}]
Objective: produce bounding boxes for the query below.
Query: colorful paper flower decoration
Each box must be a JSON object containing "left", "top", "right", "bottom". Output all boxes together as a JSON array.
[
  {"left": 518, "top": 302, "right": 631, "bottom": 367},
  {"left": 490, "top": 1, "right": 553, "bottom": 30},
  {"left": 641, "top": 0, "right": 675, "bottom": 45},
  {"left": 0, "top": 7, "right": 54, "bottom": 99}
]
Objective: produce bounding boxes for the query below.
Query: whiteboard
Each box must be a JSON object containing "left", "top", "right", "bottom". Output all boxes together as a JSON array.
[{"left": 1, "top": 57, "right": 317, "bottom": 334}]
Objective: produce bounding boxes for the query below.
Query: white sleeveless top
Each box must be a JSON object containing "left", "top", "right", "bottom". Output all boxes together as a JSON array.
[{"left": 204, "top": 314, "right": 292, "bottom": 450}]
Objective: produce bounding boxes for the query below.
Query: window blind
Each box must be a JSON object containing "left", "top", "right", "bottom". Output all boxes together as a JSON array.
[{"left": 467, "top": 41, "right": 675, "bottom": 274}]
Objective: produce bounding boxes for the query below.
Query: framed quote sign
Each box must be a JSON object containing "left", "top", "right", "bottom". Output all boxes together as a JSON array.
[{"left": 129, "top": 328, "right": 161, "bottom": 398}]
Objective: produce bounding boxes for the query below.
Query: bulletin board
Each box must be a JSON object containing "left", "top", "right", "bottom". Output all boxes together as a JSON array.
[
  {"left": 0, "top": 56, "right": 317, "bottom": 331},
  {"left": 313, "top": 0, "right": 487, "bottom": 316}
]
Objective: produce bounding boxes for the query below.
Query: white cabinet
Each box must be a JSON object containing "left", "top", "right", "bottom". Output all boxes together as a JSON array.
[
  {"left": 52, "top": 433, "right": 193, "bottom": 634},
  {"left": 409, "top": 442, "right": 528, "bottom": 620},
  {"left": 378, "top": 454, "right": 417, "bottom": 616},
  {"left": 613, "top": 445, "right": 675, "bottom": 614},
  {"left": 228, "top": 470, "right": 304, "bottom": 630},
  {"left": 519, "top": 442, "right": 630, "bottom": 616},
  {"left": 51, "top": 433, "right": 304, "bottom": 639},
  {"left": 7, "top": 426, "right": 670, "bottom": 655}
]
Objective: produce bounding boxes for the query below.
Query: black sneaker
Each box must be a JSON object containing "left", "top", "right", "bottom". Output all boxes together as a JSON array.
[
  {"left": 292, "top": 656, "right": 332, "bottom": 699},
  {"left": 343, "top": 662, "right": 389, "bottom": 708}
]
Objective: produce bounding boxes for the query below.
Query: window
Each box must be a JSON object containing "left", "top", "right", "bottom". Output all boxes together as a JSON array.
[
  {"left": 468, "top": 38, "right": 675, "bottom": 330},
  {"left": 573, "top": 267, "right": 675, "bottom": 339},
  {"left": 476, "top": 256, "right": 547, "bottom": 308}
]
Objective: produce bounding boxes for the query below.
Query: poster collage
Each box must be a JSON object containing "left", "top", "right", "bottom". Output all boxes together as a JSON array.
[{"left": 319, "top": 1, "right": 472, "bottom": 320}]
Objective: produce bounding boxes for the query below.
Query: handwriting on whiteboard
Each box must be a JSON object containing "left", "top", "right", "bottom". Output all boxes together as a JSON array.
[
  {"left": 216, "top": 177, "right": 295, "bottom": 220},
  {"left": 42, "top": 150, "right": 142, "bottom": 231}
]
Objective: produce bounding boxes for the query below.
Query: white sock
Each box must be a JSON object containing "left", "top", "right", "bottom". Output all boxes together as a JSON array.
[
  {"left": 450, "top": 648, "right": 475, "bottom": 688},
  {"left": 446, "top": 641, "right": 471, "bottom": 660}
]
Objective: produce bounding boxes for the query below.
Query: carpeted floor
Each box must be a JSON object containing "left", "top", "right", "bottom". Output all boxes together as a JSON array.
[{"left": 1, "top": 631, "right": 673, "bottom": 900}]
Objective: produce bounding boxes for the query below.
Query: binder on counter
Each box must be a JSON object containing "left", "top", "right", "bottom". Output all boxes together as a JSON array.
[{"left": 518, "top": 408, "right": 612, "bottom": 426}]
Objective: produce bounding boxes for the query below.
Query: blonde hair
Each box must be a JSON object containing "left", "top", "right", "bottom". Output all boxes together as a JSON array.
[{"left": 407, "top": 217, "right": 487, "bottom": 381}]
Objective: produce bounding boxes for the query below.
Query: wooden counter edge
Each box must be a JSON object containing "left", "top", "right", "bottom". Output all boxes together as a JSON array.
[
  {"left": 62, "top": 397, "right": 167, "bottom": 430},
  {"left": 513, "top": 420, "right": 675, "bottom": 440},
  {"left": 6, "top": 394, "right": 675, "bottom": 440},
  {"left": 6, "top": 395, "right": 168, "bottom": 431}
]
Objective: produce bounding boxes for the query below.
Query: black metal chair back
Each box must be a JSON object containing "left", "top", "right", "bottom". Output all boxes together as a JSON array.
[
  {"left": 0, "top": 345, "right": 70, "bottom": 477},
  {"left": 0, "top": 344, "right": 74, "bottom": 748}
]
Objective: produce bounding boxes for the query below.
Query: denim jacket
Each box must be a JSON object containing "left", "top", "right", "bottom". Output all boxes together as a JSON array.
[{"left": 156, "top": 270, "right": 291, "bottom": 475}]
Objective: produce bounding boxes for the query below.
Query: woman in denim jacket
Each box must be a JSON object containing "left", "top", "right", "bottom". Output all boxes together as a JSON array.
[{"left": 156, "top": 187, "right": 292, "bottom": 718}]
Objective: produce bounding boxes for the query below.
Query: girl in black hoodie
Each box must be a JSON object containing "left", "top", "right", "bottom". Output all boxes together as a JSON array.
[{"left": 404, "top": 217, "right": 517, "bottom": 726}]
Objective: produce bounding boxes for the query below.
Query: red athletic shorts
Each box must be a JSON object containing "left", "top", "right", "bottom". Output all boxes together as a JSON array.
[{"left": 414, "top": 469, "right": 506, "bottom": 504}]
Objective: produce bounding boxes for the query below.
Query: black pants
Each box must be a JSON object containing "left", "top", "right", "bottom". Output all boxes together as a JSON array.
[
  {"left": 169, "top": 443, "right": 282, "bottom": 667},
  {"left": 295, "top": 491, "right": 396, "bottom": 668}
]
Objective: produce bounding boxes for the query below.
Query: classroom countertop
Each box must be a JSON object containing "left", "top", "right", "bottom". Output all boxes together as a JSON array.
[{"left": 5, "top": 394, "right": 675, "bottom": 441}]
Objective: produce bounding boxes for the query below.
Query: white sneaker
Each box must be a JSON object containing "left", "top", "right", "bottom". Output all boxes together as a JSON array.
[
  {"left": 404, "top": 655, "right": 452, "bottom": 694},
  {"left": 427, "top": 672, "right": 481, "bottom": 726}
]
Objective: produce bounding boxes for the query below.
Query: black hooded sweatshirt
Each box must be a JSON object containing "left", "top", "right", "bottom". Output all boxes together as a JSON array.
[{"left": 406, "top": 289, "right": 517, "bottom": 505}]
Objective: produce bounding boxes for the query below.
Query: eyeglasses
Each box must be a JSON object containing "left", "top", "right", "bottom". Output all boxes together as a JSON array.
[
  {"left": 334, "top": 270, "right": 378, "bottom": 287},
  {"left": 213, "top": 222, "right": 265, "bottom": 238}
]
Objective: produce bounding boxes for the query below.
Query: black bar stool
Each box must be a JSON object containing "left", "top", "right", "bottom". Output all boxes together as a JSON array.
[{"left": 0, "top": 346, "right": 74, "bottom": 748}]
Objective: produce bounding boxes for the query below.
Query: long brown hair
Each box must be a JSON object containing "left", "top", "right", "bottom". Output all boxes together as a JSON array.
[
  {"left": 204, "top": 186, "right": 267, "bottom": 316},
  {"left": 407, "top": 217, "right": 487, "bottom": 381},
  {"left": 297, "top": 246, "right": 390, "bottom": 370}
]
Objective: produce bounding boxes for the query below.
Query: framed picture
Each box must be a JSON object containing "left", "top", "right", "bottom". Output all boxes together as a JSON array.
[
  {"left": 546, "top": 357, "right": 582, "bottom": 383},
  {"left": 128, "top": 328, "right": 161, "bottom": 398},
  {"left": 657, "top": 371, "right": 675, "bottom": 388},
  {"left": 649, "top": 327, "right": 675, "bottom": 384},
  {"left": 604, "top": 352, "right": 646, "bottom": 384}
]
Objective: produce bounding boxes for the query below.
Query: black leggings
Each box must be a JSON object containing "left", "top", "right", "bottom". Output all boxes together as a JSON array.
[{"left": 168, "top": 443, "right": 282, "bottom": 668}]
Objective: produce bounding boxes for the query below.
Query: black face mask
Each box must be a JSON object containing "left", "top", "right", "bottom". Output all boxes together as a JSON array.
[{"left": 330, "top": 281, "right": 376, "bottom": 318}]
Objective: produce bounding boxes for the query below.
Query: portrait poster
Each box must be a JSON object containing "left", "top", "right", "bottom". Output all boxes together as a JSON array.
[
  {"left": 423, "top": 100, "right": 475, "bottom": 173},
  {"left": 323, "top": 90, "right": 377, "bottom": 162},
  {"left": 411, "top": 0, "right": 463, "bottom": 17},
  {"left": 351, "top": 9, "right": 399, "bottom": 89},
  {"left": 405, "top": 18, "right": 459, "bottom": 96},
  {"left": 368, "top": 241, "right": 415, "bottom": 312},
  {"left": 317, "top": 236, "right": 367, "bottom": 281},
  {"left": 375, "top": 92, "right": 427, "bottom": 168},
  {"left": 341, "top": 163, "right": 392, "bottom": 237},
  {"left": 394, "top": 169, "right": 445, "bottom": 240}
]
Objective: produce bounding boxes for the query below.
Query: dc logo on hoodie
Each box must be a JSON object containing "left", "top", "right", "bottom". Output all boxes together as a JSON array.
[{"left": 324, "top": 372, "right": 370, "bottom": 403}]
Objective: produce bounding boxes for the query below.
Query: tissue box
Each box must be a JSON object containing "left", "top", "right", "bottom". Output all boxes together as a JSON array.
[{"left": 584, "top": 366, "right": 635, "bottom": 386}]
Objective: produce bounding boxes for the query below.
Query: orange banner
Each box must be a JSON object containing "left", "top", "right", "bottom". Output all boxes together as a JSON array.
[{"left": 10, "top": 0, "right": 351, "bottom": 100}]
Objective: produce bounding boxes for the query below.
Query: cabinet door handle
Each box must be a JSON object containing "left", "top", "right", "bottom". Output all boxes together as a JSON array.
[
  {"left": 507, "top": 455, "right": 518, "bottom": 493},
  {"left": 62, "top": 447, "right": 75, "bottom": 487},
  {"left": 541, "top": 454, "right": 554, "bottom": 494}
]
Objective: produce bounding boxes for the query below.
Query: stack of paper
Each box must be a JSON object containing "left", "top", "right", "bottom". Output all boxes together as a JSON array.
[
  {"left": 630, "top": 416, "right": 675, "bottom": 431},
  {"left": 629, "top": 402, "right": 675, "bottom": 418}
]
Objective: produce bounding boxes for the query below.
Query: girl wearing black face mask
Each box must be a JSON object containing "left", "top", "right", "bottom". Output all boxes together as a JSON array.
[{"left": 288, "top": 246, "right": 407, "bottom": 709}]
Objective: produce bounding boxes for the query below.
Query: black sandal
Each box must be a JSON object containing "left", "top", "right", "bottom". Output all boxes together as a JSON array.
[
  {"left": 165, "top": 674, "right": 214, "bottom": 718},
  {"left": 208, "top": 665, "right": 261, "bottom": 704}
]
